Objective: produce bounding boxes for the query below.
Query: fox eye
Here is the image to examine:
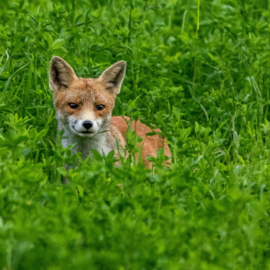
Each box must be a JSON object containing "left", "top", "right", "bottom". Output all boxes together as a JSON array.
[
  {"left": 69, "top": 103, "right": 79, "bottom": 109},
  {"left": 96, "top": 104, "right": 105, "bottom": 111}
]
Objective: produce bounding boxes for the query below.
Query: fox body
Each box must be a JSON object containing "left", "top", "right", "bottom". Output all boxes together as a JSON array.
[{"left": 49, "top": 56, "right": 171, "bottom": 167}]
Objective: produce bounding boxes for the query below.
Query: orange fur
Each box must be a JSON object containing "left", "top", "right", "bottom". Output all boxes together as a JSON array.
[{"left": 111, "top": 116, "right": 171, "bottom": 167}]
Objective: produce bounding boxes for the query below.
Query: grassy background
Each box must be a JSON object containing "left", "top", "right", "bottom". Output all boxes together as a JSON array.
[{"left": 1, "top": 0, "right": 270, "bottom": 269}]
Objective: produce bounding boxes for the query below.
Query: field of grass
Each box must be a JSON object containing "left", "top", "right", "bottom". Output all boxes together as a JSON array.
[{"left": 1, "top": 0, "right": 270, "bottom": 269}]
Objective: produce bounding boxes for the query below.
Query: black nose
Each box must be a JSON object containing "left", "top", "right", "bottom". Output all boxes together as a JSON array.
[{"left": 82, "top": 120, "right": 93, "bottom": 130}]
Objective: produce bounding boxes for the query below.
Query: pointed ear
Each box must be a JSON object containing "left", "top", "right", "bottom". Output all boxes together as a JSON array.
[
  {"left": 49, "top": 56, "right": 78, "bottom": 91},
  {"left": 98, "top": 61, "right": 126, "bottom": 94}
]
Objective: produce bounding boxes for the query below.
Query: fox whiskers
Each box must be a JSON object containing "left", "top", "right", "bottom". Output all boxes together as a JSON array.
[{"left": 56, "top": 118, "right": 77, "bottom": 125}]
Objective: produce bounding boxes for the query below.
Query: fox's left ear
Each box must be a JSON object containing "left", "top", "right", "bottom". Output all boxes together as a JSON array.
[{"left": 98, "top": 61, "right": 126, "bottom": 94}]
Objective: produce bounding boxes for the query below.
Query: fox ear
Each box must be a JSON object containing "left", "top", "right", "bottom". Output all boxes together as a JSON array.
[
  {"left": 49, "top": 56, "right": 77, "bottom": 91},
  {"left": 98, "top": 61, "right": 126, "bottom": 94}
]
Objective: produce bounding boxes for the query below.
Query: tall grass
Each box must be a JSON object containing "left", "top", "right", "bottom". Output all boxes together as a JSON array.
[{"left": 1, "top": 0, "right": 270, "bottom": 269}]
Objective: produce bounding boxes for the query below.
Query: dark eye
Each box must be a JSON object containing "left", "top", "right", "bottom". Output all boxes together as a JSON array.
[
  {"left": 96, "top": 104, "right": 105, "bottom": 111},
  {"left": 69, "top": 103, "right": 79, "bottom": 109}
]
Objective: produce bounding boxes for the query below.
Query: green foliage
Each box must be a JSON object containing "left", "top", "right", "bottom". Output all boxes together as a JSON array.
[{"left": 1, "top": 0, "right": 270, "bottom": 269}]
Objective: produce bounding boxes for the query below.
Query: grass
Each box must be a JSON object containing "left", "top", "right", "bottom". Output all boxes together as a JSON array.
[{"left": 1, "top": 0, "right": 270, "bottom": 269}]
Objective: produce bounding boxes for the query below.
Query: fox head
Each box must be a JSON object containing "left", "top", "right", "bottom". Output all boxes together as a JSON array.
[{"left": 49, "top": 56, "right": 126, "bottom": 138}]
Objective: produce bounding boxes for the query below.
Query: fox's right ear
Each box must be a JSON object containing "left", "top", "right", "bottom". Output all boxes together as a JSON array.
[{"left": 49, "top": 56, "right": 77, "bottom": 91}]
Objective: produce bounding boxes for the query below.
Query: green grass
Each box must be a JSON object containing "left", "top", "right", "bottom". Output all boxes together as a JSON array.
[{"left": 1, "top": 0, "right": 270, "bottom": 269}]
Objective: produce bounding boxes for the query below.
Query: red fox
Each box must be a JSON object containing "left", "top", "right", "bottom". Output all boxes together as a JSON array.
[{"left": 49, "top": 56, "right": 171, "bottom": 168}]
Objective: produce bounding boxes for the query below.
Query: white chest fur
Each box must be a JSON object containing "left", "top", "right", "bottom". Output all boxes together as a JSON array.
[{"left": 61, "top": 128, "right": 113, "bottom": 160}]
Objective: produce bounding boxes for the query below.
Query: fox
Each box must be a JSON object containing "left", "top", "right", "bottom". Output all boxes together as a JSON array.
[{"left": 49, "top": 56, "right": 171, "bottom": 172}]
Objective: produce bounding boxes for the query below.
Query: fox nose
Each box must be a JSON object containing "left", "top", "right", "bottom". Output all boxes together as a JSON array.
[{"left": 82, "top": 120, "right": 93, "bottom": 130}]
